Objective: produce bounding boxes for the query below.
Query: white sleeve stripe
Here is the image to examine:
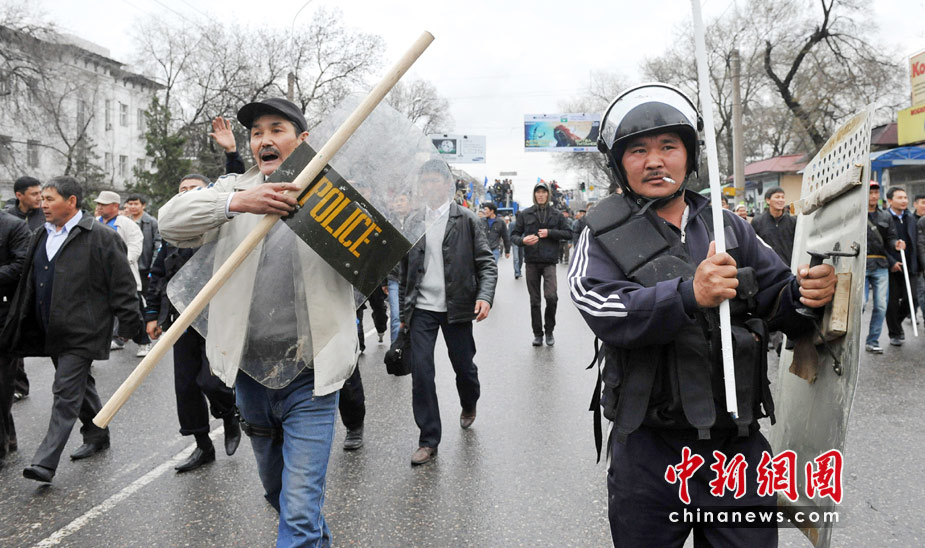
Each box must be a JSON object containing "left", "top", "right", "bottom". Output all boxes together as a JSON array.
[{"left": 569, "top": 228, "right": 629, "bottom": 317}]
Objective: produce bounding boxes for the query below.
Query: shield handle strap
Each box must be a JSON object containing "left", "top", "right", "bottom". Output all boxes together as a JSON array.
[{"left": 93, "top": 31, "right": 436, "bottom": 429}]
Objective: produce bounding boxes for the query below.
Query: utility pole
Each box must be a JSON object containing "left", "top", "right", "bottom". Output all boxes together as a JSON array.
[{"left": 731, "top": 49, "right": 746, "bottom": 208}]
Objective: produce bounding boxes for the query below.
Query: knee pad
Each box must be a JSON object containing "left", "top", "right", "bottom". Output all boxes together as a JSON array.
[{"left": 240, "top": 418, "right": 284, "bottom": 445}]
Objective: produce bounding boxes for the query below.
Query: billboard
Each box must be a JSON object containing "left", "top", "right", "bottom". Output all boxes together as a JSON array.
[
  {"left": 429, "top": 134, "right": 486, "bottom": 163},
  {"left": 911, "top": 51, "right": 925, "bottom": 107},
  {"left": 898, "top": 104, "right": 925, "bottom": 145},
  {"left": 524, "top": 113, "right": 600, "bottom": 152}
]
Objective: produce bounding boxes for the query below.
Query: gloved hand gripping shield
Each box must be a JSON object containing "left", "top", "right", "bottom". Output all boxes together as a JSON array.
[{"left": 167, "top": 96, "right": 454, "bottom": 388}]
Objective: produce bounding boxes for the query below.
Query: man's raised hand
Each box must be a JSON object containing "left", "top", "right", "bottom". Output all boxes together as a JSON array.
[{"left": 209, "top": 116, "right": 237, "bottom": 153}]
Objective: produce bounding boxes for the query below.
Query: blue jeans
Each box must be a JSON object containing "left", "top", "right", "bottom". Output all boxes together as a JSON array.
[
  {"left": 387, "top": 279, "right": 400, "bottom": 344},
  {"left": 864, "top": 267, "right": 889, "bottom": 346},
  {"left": 236, "top": 369, "right": 337, "bottom": 548},
  {"left": 512, "top": 245, "right": 523, "bottom": 277},
  {"left": 491, "top": 247, "right": 500, "bottom": 263}
]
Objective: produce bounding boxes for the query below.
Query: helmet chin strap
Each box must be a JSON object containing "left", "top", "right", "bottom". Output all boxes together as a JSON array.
[{"left": 607, "top": 150, "right": 686, "bottom": 213}]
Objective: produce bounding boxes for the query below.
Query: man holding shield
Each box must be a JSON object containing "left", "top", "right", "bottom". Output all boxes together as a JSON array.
[
  {"left": 568, "top": 83, "right": 837, "bottom": 547},
  {"left": 158, "top": 98, "right": 357, "bottom": 547}
]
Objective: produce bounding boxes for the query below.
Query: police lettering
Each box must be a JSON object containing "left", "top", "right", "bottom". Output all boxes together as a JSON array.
[{"left": 302, "top": 177, "right": 382, "bottom": 258}]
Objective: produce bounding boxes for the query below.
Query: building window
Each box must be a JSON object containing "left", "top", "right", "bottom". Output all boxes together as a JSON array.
[
  {"left": 77, "top": 99, "right": 87, "bottom": 129},
  {"left": 27, "top": 140, "right": 39, "bottom": 168},
  {"left": 137, "top": 108, "right": 145, "bottom": 132},
  {"left": 119, "top": 155, "right": 128, "bottom": 178},
  {"left": 105, "top": 100, "right": 112, "bottom": 129},
  {"left": 135, "top": 158, "right": 145, "bottom": 174},
  {"left": 119, "top": 103, "right": 128, "bottom": 127},
  {"left": 0, "top": 135, "right": 11, "bottom": 163}
]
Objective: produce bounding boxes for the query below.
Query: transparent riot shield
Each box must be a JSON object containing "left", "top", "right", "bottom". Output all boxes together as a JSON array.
[{"left": 167, "top": 96, "right": 454, "bottom": 388}]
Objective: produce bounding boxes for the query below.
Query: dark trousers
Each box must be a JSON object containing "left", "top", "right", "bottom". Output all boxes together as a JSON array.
[
  {"left": 608, "top": 427, "right": 777, "bottom": 548},
  {"left": 338, "top": 364, "right": 365, "bottom": 431},
  {"left": 173, "top": 328, "right": 235, "bottom": 436},
  {"left": 32, "top": 353, "right": 109, "bottom": 471},
  {"left": 886, "top": 270, "right": 914, "bottom": 339},
  {"left": 410, "top": 308, "right": 479, "bottom": 448},
  {"left": 133, "top": 292, "right": 150, "bottom": 345},
  {"left": 356, "top": 287, "right": 388, "bottom": 351},
  {"left": 13, "top": 357, "right": 28, "bottom": 396},
  {"left": 365, "top": 287, "right": 388, "bottom": 334},
  {"left": 526, "top": 263, "right": 558, "bottom": 336},
  {"left": 0, "top": 354, "right": 18, "bottom": 457}
]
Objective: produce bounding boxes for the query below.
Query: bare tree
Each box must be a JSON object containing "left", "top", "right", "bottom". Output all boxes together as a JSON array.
[
  {"left": 127, "top": 8, "right": 385, "bottom": 199},
  {"left": 0, "top": 3, "right": 108, "bottom": 190},
  {"left": 755, "top": 0, "right": 902, "bottom": 150},
  {"left": 386, "top": 77, "right": 454, "bottom": 134},
  {"left": 634, "top": 0, "right": 903, "bottom": 177}
]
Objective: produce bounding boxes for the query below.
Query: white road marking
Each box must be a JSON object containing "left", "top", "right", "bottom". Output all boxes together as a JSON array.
[{"left": 33, "top": 428, "right": 223, "bottom": 548}]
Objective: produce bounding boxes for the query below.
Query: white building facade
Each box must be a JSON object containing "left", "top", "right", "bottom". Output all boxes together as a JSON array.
[{"left": 0, "top": 27, "right": 161, "bottom": 199}]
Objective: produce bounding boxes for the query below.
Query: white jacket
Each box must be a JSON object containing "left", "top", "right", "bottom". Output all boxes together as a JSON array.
[
  {"left": 101, "top": 214, "right": 144, "bottom": 291},
  {"left": 157, "top": 167, "right": 358, "bottom": 394}
]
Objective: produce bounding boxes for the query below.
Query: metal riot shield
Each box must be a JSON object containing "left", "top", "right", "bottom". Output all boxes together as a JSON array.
[
  {"left": 769, "top": 109, "right": 872, "bottom": 548},
  {"left": 166, "top": 96, "right": 453, "bottom": 389}
]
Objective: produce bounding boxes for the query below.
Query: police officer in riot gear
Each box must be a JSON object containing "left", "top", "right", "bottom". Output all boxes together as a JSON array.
[{"left": 568, "top": 83, "right": 838, "bottom": 547}]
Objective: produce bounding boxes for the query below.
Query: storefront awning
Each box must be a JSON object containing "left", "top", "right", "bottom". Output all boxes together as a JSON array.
[{"left": 871, "top": 145, "right": 925, "bottom": 181}]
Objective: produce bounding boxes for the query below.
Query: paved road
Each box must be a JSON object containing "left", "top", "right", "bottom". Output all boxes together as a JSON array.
[{"left": 0, "top": 260, "right": 923, "bottom": 547}]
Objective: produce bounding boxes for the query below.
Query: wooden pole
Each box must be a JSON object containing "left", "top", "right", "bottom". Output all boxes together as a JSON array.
[
  {"left": 690, "top": 0, "right": 739, "bottom": 419},
  {"left": 94, "top": 31, "right": 435, "bottom": 428},
  {"left": 731, "top": 49, "right": 746, "bottom": 207}
]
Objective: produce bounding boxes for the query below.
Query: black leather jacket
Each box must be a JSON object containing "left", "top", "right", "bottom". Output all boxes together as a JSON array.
[
  {"left": 867, "top": 208, "right": 899, "bottom": 271},
  {"left": 399, "top": 202, "right": 497, "bottom": 324},
  {"left": 0, "top": 211, "right": 31, "bottom": 321},
  {"left": 145, "top": 242, "right": 196, "bottom": 328}
]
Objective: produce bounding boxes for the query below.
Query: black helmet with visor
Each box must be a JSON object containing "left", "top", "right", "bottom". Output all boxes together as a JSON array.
[{"left": 597, "top": 83, "right": 702, "bottom": 209}]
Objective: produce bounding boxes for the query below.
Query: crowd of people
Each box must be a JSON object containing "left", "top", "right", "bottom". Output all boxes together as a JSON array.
[{"left": 0, "top": 88, "right": 921, "bottom": 548}]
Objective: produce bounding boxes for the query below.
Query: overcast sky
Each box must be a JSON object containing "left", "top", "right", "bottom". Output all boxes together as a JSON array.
[{"left": 38, "top": 0, "right": 925, "bottom": 204}]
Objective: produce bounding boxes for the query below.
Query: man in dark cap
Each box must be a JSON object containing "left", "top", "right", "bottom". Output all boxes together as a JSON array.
[{"left": 158, "top": 98, "right": 356, "bottom": 547}]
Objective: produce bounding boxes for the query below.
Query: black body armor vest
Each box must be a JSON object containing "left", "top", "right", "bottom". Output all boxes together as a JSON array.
[{"left": 585, "top": 194, "right": 775, "bottom": 447}]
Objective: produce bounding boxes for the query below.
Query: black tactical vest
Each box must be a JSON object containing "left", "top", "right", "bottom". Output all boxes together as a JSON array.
[{"left": 585, "top": 193, "right": 775, "bottom": 446}]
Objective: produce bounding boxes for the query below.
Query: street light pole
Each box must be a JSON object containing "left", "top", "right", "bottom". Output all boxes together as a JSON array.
[{"left": 287, "top": 0, "right": 314, "bottom": 102}]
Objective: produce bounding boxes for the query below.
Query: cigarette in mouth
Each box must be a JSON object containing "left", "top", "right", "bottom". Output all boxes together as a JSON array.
[{"left": 662, "top": 177, "right": 677, "bottom": 185}]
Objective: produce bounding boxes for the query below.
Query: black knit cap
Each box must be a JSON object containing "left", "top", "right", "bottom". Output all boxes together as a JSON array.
[{"left": 237, "top": 97, "right": 308, "bottom": 134}]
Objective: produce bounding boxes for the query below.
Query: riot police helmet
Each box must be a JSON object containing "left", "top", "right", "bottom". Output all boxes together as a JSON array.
[{"left": 597, "top": 83, "right": 703, "bottom": 207}]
